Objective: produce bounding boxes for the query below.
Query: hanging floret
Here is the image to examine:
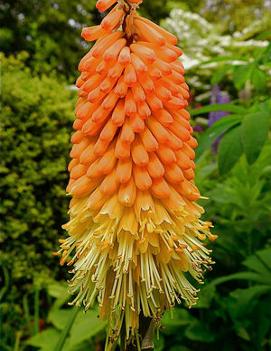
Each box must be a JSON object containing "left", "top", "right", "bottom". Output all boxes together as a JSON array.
[{"left": 58, "top": 0, "right": 217, "bottom": 349}]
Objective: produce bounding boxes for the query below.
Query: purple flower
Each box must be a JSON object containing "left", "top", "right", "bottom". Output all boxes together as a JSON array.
[
  {"left": 209, "top": 85, "right": 230, "bottom": 126},
  {"left": 193, "top": 125, "right": 204, "bottom": 133},
  {"left": 208, "top": 85, "right": 230, "bottom": 152}
]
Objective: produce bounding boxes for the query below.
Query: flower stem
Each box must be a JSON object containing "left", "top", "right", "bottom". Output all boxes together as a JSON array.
[{"left": 53, "top": 307, "right": 79, "bottom": 351}]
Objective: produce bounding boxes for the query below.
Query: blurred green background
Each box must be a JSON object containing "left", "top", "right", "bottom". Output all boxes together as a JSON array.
[{"left": 1, "top": 0, "right": 271, "bottom": 350}]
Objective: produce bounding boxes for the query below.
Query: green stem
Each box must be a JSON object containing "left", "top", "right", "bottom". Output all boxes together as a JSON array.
[
  {"left": 23, "top": 294, "right": 31, "bottom": 331},
  {"left": 33, "top": 287, "right": 40, "bottom": 335},
  {"left": 53, "top": 307, "right": 80, "bottom": 351},
  {"left": 13, "top": 331, "right": 22, "bottom": 351},
  {"left": 0, "top": 266, "right": 9, "bottom": 302}
]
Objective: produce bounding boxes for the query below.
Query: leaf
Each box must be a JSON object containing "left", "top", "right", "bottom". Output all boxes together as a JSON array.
[
  {"left": 68, "top": 309, "right": 106, "bottom": 348},
  {"left": 226, "top": 286, "right": 271, "bottom": 343},
  {"left": 210, "top": 248, "right": 271, "bottom": 287},
  {"left": 218, "top": 126, "right": 243, "bottom": 174},
  {"left": 253, "top": 300, "right": 271, "bottom": 346},
  {"left": 185, "top": 320, "right": 215, "bottom": 343},
  {"left": 53, "top": 308, "right": 80, "bottom": 351},
  {"left": 27, "top": 328, "right": 60, "bottom": 351},
  {"left": 66, "top": 341, "right": 93, "bottom": 351},
  {"left": 47, "top": 281, "right": 70, "bottom": 308},
  {"left": 170, "top": 347, "right": 192, "bottom": 351},
  {"left": 211, "top": 65, "right": 230, "bottom": 85},
  {"left": 243, "top": 247, "right": 271, "bottom": 277},
  {"left": 202, "top": 56, "right": 247, "bottom": 64},
  {"left": 0, "top": 266, "right": 9, "bottom": 302},
  {"left": 236, "top": 327, "right": 251, "bottom": 341},
  {"left": 47, "top": 282, "right": 69, "bottom": 299},
  {"left": 251, "top": 67, "right": 267, "bottom": 90},
  {"left": 193, "top": 284, "right": 216, "bottom": 309},
  {"left": 255, "top": 30, "right": 271, "bottom": 40},
  {"left": 210, "top": 272, "right": 267, "bottom": 286},
  {"left": 241, "top": 111, "right": 270, "bottom": 164},
  {"left": 191, "top": 103, "right": 245, "bottom": 117},
  {"left": 153, "top": 335, "right": 165, "bottom": 351},
  {"left": 228, "top": 285, "right": 271, "bottom": 319},
  {"left": 162, "top": 308, "right": 195, "bottom": 334},
  {"left": 197, "top": 115, "right": 242, "bottom": 158},
  {"left": 233, "top": 64, "right": 253, "bottom": 90},
  {"left": 48, "top": 309, "right": 75, "bottom": 331}
]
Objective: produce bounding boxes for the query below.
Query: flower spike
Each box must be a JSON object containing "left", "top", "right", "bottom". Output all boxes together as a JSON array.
[{"left": 58, "top": 0, "right": 216, "bottom": 349}]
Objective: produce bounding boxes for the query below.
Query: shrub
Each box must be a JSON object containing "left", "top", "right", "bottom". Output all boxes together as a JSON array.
[{"left": 0, "top": 52, "right": 75, "bottom": 300}]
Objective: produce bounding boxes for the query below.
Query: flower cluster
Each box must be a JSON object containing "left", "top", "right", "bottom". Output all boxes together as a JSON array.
[{"left": 58, "top": 0, "right": 216, "bottom": 347}]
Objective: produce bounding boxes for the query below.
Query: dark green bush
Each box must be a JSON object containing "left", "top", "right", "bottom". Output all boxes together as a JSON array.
[
  {"left": 0, "top": 0, "right": 96, "bottom": 79},
  {"left": 0, "top": 52, "right": 75, "bottom": 292}
]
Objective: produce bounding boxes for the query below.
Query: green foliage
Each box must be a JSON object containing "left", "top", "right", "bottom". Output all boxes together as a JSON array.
[
  {"left": 195, "top": 114, "right": 243, "bottom": 157},
  {"left": 160, "top": 248, "right": 271, "bottom": 350},
  {"left": 0, "top": 53, "right": 75, "bottom": 348},
  {"left": 6, "top": 279, "right": 106, "bottom": 351},
  {"left": 0, "top": 0, "right": 96, "bottom": 79},
  {"left": 1, "top": 1, "right": 271, "bottom": 351},
  {"left": 196, "top": 102, "right": 271, "bottom": 174},
  {"left": 218, "top": 125, "right": 243, "bottom": 174},
  {"left": 158, "top": 144, "right": 271, "bottom": 349},
  {"left": 27, "top": 300, "right": 106, "bottom": 351},
  {"left": 241, "top": 111, "right": 270, "bottom": 164}
]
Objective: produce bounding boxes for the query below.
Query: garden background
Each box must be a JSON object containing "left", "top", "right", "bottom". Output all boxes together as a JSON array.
[{"left": 1, "top": 0, "right": 271, "bottom": 350}]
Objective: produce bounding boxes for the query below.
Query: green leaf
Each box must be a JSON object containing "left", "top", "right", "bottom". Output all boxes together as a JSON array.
[
  {"left": 241, "top": 111, "right": 270, "bottom": 164},
  {"left": 53, "top": 308, "right": 80, "bottom": 351},
  {"left": 243, "top": 247, "right": 271, "bottom": 277},
  {"left": 47, "top": 282, "right": 70, "bottom": 309},
  {"left": 236, "top": 327, "right": 251, "bottom": 341},
  {"left": 202, "top": 56, "right": 247, "bottom": 64},
  {"left": 197, "top": 115, "right": 242, "bottom": 158},
  {"left": 162, "top": 308, "right": 194, "bottom": 334},
  {"left": 233, "top": 64, "right": 253, "bottom": 90},
  {"left": 210, "top": 272, "right": 267, "bottom": 286},
  {"left": 68, "top": 309, "right": 106, "bottom": 348},
  {"left": 251, "top": 67, "right": 267, "bottom": 90},
  {"left": 253, "top": 301, "right": 271, "bottom": 346},
  {"left": 255, "top": 30, "right": 271, "bottom": 40},
  {"left": 193, "top": 284, "right": 216, "bottom": 309},
  {"left": 229, "top": 286, "right": 271, "bottom": 315},
  {"left": 47, "top": 282, "right": 69, "bottom": 300},
  {"left": 210, "top": 248, "right": 271, "bottom": 287},
  {"left": 170, "top": 347, "right": 192, "bottom": 351},
  {"left": 153, "top": 335, "right": 165, "bottom": 351},
  {"left": 27, "top": 328, "right": 60, "bottom": 351},
  {"left": 48, "top": 309, "right": 75, "bottom": 331},
  {"left": 185, "top": 320, "right": 215, "bottom": 343},
  {"left": 218, "top": 126, "right": 243, "bottom": 174},
  {"left": 65, "top": 341, "right": 94, "bottom": 351},
  {"left": 191, "top": 103, "right": 245, "bottom": 116},
  {"left": 211, "top": 65, "right": 230, "bottom": 85},
  {"left": 0, "top": 266, "right": 9, "bottom": 302}
]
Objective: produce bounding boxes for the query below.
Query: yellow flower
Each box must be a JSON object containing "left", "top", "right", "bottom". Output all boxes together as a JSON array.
[{"left": 58, "top": 0, "right": 216, "bottom": 347}]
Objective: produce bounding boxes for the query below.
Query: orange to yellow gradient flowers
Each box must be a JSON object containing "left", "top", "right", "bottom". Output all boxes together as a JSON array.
[{"left": 58, "top": 0, "right": 217, "bottom": 348}]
